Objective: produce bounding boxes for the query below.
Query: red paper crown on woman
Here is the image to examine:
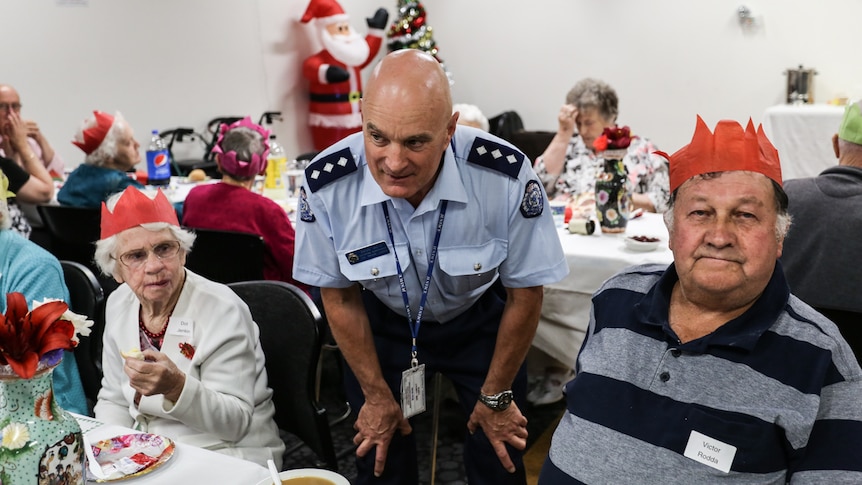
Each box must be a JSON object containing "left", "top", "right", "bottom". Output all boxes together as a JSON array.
[
  {"left": 210, "top": 117, "right": 271, "bottom": 178},
  {"left": 71, "top": 111, "right": 116, "bottom": 155},
  {"left": 655, "top": 115, "right": 782, "bottom": 192},
  {"left": 100, "top": 187, "right": 179, "bottom": 239}
]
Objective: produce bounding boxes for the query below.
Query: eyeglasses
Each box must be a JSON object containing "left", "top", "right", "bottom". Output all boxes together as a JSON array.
[
  {"left": 0, "top": 103, "right": 22, "bottom": 113},
  {"left": 116, "top": 241, "right": 181, "bottom": 269}
]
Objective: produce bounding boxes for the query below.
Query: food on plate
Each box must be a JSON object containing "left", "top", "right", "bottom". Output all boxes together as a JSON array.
[
  {"left": 629, "top": 235, "right": 659, "bottom": 243},
  {"left": 188, "top": 168, "right": 207, "bottom": 182},
  {"left": 121, "top": 348, "right": 145, "bottom": 360}
]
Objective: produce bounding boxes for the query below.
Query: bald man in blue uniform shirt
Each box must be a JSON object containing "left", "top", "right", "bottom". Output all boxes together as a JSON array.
[{"left": 294, "top": 49, "right": 568, "bottom": 485}]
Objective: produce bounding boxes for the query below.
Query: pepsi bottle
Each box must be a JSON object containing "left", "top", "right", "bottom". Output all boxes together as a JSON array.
[{"left": 146, "top": 129, "right": 171, "bottom": 186}]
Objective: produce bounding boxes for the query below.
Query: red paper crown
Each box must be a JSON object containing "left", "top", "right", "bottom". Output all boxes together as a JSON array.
[
  {"left": 100, "top": 187, "right": 179, "bottom": 239},
  {"left": 655, "top": 115, "right": 782, "bottom": 192},
  {"left": 72, "top": 111, "right": 115, "bottom": 155}
]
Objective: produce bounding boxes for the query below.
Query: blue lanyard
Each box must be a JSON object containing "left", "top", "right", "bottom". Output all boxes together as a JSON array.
[{"left": 381, "top": 199, "right": 448, "bottom": 366}]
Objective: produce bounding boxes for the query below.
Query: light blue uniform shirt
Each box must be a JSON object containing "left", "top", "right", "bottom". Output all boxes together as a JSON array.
[{"left": 294, "top": 126, "right": 569, "bottom": 323}]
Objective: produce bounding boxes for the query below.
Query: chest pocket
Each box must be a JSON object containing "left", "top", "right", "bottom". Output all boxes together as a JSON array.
[
  {"left": 337, "top": 242, "right": 409, "bottom": 295},
  {"left": 437, "top": 239, "right": 507, "bottom": 295}
]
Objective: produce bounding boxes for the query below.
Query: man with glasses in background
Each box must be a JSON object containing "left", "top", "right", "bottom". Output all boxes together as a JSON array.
[{"left": 0, "top": 84, "right": 65, "bottom": 175}]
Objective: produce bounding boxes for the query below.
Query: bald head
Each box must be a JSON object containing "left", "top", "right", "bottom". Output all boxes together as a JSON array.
[{"left": 364, "top": 49, "right": 452, "bottom": 122}]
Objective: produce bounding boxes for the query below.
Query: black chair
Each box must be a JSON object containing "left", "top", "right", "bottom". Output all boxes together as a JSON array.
[
  {"left": 37, "top": 204, "right": 101, "bottom": 268},
  {"left": 60, "top": 260, "right": 106, "bottom": 413},
  {"left": 228, "top": 280, "right": 338, "bottom": 471},
  {"left": 815, "top": 307, "right": 862, "bottom": 366},
  {"left": 184, "top": 228, "right": 265, "bottom": 284}
]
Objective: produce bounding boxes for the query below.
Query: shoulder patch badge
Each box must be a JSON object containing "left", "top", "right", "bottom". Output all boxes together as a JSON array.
[
  {"left": 304, "top": 147, "right": 358, "bottom": 192},
  {"left": 466, "top": 137, "right": 525, "bottom": 178},
  {"left": 520, "top": 180, "right": 544, "bottom": 218},
  {"left": 299, "top": 187, "right": 316, "bottom": 223}
]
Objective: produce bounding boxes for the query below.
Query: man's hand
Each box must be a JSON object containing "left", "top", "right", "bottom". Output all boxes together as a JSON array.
[
  {"left": 24, "top": 120, "right": 44, "bottom": 142},
  {"left": 2, "top": 111, "right": 30, "bottom": 154},
  {"left": 353, "top": 397, "right": 412, "bottom": 477},
  {"left": 467, "top": 400, "right": 528, "bottom": 473}
]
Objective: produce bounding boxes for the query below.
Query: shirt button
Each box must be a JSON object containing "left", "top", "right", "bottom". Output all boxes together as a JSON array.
[
  {"left": 474, "top": 263, "right": 482, "bottom": 271},
  {"left": 671, "top": 349, "right": 682, "bottom": 358},
  {"left": 371, "top": 268, "right": 379, "bottom": 276},
  {"left": 416, "top": 249, "right": 423, "bottom": 257},
  {"left": 659, "top": 371, "right": 670, "bottom": 382}
]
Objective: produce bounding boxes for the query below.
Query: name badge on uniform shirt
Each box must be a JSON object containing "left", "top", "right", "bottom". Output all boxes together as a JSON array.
[
  {"left": 345, "top": 240, "right": 390, "bottom": 265},
  {"left": 168, "top": 317, "right": 194, "bottom": 338},
  {"left": 683, "top": 430, "right": 737, "bottom": 473},
  {"left": 401, "top": 364, "right": 426, "bottom": 419}
]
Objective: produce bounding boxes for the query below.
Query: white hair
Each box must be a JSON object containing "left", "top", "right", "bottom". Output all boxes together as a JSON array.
[
  {"left": 82, "top": 112, "right": 128, "bottom": 167},
  {"left": 453, "top": 103, "right": 489, "bottom": 132},
  {"left": 94, "top": 190, "right": 195, "bottom": 279}
]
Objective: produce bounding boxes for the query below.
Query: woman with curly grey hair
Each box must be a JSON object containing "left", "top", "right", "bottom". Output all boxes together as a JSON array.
[
  {"left": 57, "top": 110, "right": 144, "bottom": 207},
  {"left": 533, "top": 78, "right": 669, "bottom": 214}
]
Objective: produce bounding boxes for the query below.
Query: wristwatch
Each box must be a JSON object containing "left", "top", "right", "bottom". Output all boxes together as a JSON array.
[{"left": 478, "top": 390, "right": 514, "bottom": 411}]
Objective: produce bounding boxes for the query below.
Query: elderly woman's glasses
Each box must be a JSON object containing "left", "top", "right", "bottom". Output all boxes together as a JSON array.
[{"left": 116, "top": 241, "right": 181, "bottom": 268}]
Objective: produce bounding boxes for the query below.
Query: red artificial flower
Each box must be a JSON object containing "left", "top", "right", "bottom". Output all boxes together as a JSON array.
[
  {"left": 178, "top": 342, "right": 195, "bottom": 360},
  {"left": 593, "top": 125, "right": 636, "bottom": 151},
  {"left": 0, "top": 293, "right": 75, "bottom": 379}
]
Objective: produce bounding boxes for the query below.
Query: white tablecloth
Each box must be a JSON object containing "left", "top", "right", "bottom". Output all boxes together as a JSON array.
[
  {"left": 533, "top": 213, "right": 673, "bottom": 369},
  {"left": 761, "top": 104, "right": 844, "bottom": 181},
  {"left": 75, "top": 414, "right": 270, "bottom": 484}
]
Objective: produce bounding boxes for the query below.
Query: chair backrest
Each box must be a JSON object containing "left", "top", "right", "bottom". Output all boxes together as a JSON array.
[
  {"left": 60, "top": 260, "right": 106, "bottom": 408},
  {"left": 184, "top": 228, "right": 265, "bottom": 284},
  {"left": 488, "top": 110, "right": 525, "bottom": 143},
  {"left": 37, "top": 204, "right": 101, "bottom": 267},
  {"left": 815, "top": 307, "right": 862, "bottom": 366},
  {"left": 228, "top": 280, "right": 338, "bottom": 471}
]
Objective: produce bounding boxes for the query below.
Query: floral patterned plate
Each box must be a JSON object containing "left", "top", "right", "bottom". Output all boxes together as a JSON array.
[{"left": 89, "top": 433, "right": 174, "bottom": 482}]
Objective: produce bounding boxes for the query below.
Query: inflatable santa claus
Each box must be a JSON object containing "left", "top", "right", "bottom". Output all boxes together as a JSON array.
[{"left": 301, "top": 0, "right": 388, "bottom": 151}]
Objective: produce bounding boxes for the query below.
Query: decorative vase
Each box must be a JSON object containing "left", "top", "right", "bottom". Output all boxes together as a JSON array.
[
  {"left": 0, "top": 361, "right": 84, "bottom": 484},
  {"left": 595, "top": 150, "right": 631, "bottom": 234}
]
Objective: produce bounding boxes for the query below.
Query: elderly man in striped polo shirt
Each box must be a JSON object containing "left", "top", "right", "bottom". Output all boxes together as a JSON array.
[{"left": 539, "top": 116, "right": 862, "bottom": 484}]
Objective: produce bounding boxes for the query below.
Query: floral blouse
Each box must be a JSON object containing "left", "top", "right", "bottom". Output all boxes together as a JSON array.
[{"left": 534, "top": 134, "right": 670, "bottom": 212}]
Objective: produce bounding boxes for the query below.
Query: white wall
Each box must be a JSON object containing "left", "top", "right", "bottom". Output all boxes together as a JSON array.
[{"left": 3, "top": 0, "right": 861, "bottom": 169}]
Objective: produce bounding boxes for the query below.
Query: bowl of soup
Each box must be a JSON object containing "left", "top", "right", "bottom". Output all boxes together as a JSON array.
[{"left": 254, "top": 468, "right": 349, "bottom": 485}]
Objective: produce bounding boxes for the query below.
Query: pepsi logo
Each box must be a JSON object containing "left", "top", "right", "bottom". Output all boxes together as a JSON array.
[{"left": 154, "top": 153, "right": 169, "bottom": 167}]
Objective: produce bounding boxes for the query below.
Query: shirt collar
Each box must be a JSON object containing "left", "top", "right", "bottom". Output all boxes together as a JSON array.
[
  {"left": 635, "top": 261, "right": 791, "bottom": 353},
  {"left": 358, "top": 142, "right": 468, "bottom": 214}
]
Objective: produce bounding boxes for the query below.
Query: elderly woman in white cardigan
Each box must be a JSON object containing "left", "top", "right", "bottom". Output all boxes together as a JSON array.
[{"left": 92, "top": 186, "right": 284, "bottom": 468}]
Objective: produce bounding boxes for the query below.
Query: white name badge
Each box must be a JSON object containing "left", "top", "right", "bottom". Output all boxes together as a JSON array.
[
  {"left": 400, "top": 364, "right": 426, "bottom": 419},
  {"left": 684, "top": 430, "right": 737, "bottom": 474},
  {"left": 167, "top": 317, "right": 194, "bottom": 338}
]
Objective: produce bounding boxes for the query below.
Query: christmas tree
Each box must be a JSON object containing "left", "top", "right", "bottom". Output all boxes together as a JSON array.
[{"left": 386, "top": 0, "right": 452, "bottom": 82}]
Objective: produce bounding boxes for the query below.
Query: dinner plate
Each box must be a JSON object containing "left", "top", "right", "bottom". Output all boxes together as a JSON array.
[
  {"left": 254, "top": 468, "right": 350, "bottom": 485},
  {"left": 624, "top": 235, "right": 661, "bottom": 252},
  {"left": 89, "top": 433, "right": 175, "bottom": 482}
]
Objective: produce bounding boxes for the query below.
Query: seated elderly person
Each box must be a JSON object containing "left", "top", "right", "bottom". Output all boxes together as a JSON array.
[
  {"left": 182, "top": 117, "right": 308, "bottom": 292},
  {"left": 93, "top": 186, "right": 284, "bottom": 467},
  {"left": 1, "top": 105, "right": 55, "bottom": 238},
  {"left": 0, "top": 168, "right": 88, "bottom": 415},
  {"left": 539, "top": 117, "right": 862, "bottom": 484},
  {"left": 453, "top": 103, "right": 490, "bottom": 132},
  {"left": 58, "top": 111, "right": 144, "bottom": 208},
  {"left": 533, "top": 78, "right": 668, "bottom": 214},
  {"left": 0, "top": 84, "right": 65, "bottom": 174}
]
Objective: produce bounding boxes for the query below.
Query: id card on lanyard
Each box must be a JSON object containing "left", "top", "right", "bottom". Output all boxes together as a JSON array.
[{"left": 382, "top": 200, "right": 448, "bottom": 419}]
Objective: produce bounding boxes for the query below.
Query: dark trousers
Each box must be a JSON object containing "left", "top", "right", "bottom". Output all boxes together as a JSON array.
[{"left": 342, "top": 287, "right": 528, "bottom": 485}]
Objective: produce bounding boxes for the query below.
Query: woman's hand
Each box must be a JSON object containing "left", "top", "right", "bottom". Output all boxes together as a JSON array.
[
  {"left": 557, "top": 104, "right": 578, "bottom": 136},
  {"left": 124, "top": 349, "right": 187, "bottom": 403}
]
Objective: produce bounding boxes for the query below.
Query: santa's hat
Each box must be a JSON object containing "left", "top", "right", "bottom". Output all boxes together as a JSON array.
[
  {"left": 100, "top": 186, "right": 179, "bottom": 239},
  {"left": 655, "top": 115, "right": 782, "bottom": 192},
  {"left": 72, "top": 111, "right": 119, "bottom": 155},
  {"left": 300, "top": 0, "right": 349, "bottom": 25}
]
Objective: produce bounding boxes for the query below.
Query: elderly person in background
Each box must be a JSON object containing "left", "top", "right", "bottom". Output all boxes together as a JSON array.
[
  {"left": 57, "top": 111, "right": 144, "bottom": 208},
  {"left": 534, "top": 78, "right": 668, "bottom": 213},
  {"left": 0, "top": 169, "right": 88, "bottom": 415},
  {"left": 182, "top": 117, "right": 307, "bottom": 292},
  {"left": 0, "top": 114, "right": 54, "bottom": 238},
  {"left": 0, "top": 84, "right": 65, "bottom": 174},
  {"left": 539, "top": 117, "right": 862, "bottom": 484},
  {"left": 454, "top": 103, "right": 490, "bottom": 132},
  {"left": 93, "top": 186, "right": 284, "bottom": 467}
]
